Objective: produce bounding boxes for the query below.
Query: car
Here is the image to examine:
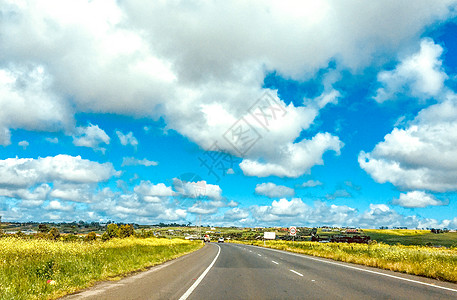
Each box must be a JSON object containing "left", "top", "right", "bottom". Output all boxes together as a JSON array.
[{"left": 218, "top": 237, "right": 224, "bottom": 243}]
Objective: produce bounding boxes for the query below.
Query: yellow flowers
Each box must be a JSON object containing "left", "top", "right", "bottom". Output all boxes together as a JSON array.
[{"left": 0, "top": 237, "right": 202, "bottom": 300}]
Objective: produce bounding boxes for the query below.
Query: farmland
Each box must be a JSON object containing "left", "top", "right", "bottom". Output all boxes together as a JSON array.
[{"left": 363, "top": 229, "right": 457, "bottom": 247}]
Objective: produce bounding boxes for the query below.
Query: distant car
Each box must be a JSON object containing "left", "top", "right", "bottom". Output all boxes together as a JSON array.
[{"left": 218, "top": 237, "right": 224, "bottom": 243}]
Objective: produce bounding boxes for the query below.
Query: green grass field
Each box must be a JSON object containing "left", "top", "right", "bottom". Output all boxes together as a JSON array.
[
  {"left": 363, "top": 229, "right": 457, "bottom": 247},
  {"left": 0, "top": 237, "right": 203, "bottom": 300}
]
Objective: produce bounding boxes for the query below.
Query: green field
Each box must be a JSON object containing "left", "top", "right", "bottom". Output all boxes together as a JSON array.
[
  {"left": 363, "top": 229, "right": 457, "bottom": 247},
  {"left": 0, "top": 237, "right": 203, "bottom": 300}
]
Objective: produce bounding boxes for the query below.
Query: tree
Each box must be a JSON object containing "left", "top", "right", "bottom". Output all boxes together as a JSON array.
[
  {"left": 85, "top": 232, "right": 97, "bottom": 242},
  {"left": 119, "top": 224, "right": 134, "bottom": 238},
  {"left": 101, "top": 232, "right": 110, "bottom": 241},
  {"left": 106, "top": 223, "right": 119, "bottom": 238},
  {"left": 48, "top": 227, "right": 60, "bottom": 240},
  {"left": 38, "top": 223, "right": 49, "bottom": 233}
]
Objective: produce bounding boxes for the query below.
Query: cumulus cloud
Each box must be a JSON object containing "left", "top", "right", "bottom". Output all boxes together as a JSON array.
[
  {"left": 134, "top": 180, "right": 175, "bottom": 202},
  {"left": 392, "top": 191, "right": 448, "bottom": 208},
  {"left": 1, "top": 0, "right": 454, "bottom": 176},
  {"left": 360, "top": 94, "right": 457, "bottom": 192},
  {"left": 300, "top": 180, "right": 323, "bottom": 187},
  {"left": 224, "top": 207, "right": 250, "bottom": 221},
  {"left": 240, "top": 132, "right": 343, "bottom": 177},
  {"left": 173, "top": 178, "right": 222, "bottom": 200},
  {"left": 0, "top": 155, "right": 117, "bottom": 188},
  {"left": 116, "top": 131, "right": 138, "bottom": 147},
  {"left": 0, "top": 65, "right": 72, "bottom": 146},
  {"left": 50, "top": 183, "right": 95, "bottom": 203},
  {"left": 73, "top": 124, "right": 110, "bottom": 151},
  {"left": 255, "top": 182, "right": 294, "bottom": 198},
  {"left": 45, "top": 200, "right": 74, "bottom": 212},
  {"left": 121, "top": 157, "right": 158, "bottom": 167},
  {"left": 374, "top": 39, "right": 448, "bottom": 103}
]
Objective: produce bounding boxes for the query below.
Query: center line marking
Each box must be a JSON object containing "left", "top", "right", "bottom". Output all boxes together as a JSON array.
[
  {"left": 272, "top": 261, "right": 279, "bottom": 264},
  {"left": 290, "top": 269, "right": 304, "bottom": 277}
]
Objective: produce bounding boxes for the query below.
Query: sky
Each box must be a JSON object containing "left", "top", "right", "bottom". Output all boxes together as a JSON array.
[{"left": 1, "top": 0, "right": 457, "bottom": 228}]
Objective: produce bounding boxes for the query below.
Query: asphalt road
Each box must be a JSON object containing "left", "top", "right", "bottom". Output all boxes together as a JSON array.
[{"left": 64, "top": 242, "right": 457, "bottom": 300}]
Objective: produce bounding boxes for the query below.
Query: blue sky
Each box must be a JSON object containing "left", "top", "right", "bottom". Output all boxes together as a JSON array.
[{"left": 1, "top": 1, "right": 457, "bottom": 228}]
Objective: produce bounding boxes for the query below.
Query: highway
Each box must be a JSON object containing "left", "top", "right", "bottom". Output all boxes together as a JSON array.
[{"left": 64, "top": 242, "right": 457, "bottom": 299}]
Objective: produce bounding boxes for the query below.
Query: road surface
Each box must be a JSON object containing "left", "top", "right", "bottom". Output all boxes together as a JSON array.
[{"left": 64, "top": 242, "right": 457, "bottom": 299}]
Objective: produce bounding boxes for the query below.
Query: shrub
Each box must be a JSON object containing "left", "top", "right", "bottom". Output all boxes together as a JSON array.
[
  {"left": 48, "top": 227, "right": 60, "bottom": 240},
  {"left": 62, "top": 234, "right": 79, "bottom": 242},
  {"left": 119, "top": 224, "right": 134, "bottom": 238},
  {"left": 101, "top": 232, "right": 110, "bottom": 241},
  {"left": 106, "top": 223, "right": 119, "bottom": 238},
  {"left": 38, "top": 223, "right": 49, "bottom": 233},
  {"left": 85, "top": 232, "right": 97, "bottom": 242}
]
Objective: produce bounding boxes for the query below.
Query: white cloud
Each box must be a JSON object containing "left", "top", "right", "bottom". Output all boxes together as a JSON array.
[
  {"left": 45, "top": 137, "right": 59, "bottom": 144},
  {"left": 173, "top": 178, "right": 222, "bottom": 200},
  {"left": 134, "top": 181, "right": 175, "bottom": 202},
  {"left": 73, "top": 124, "right": 110, "bottom": 151},
  {"left": 240, "top": 132, "right": 342, "bottom": 177},
  {"left": 0, "top": 155, "right": 117, "bottom": 188},
  {"left": 116, "top": 130, "right": 138, "bottom": 147},
  {"left": 255, "top": 182, "right": 294, "bottom": 198},
  {"left": 360, "top": 94, "right": 457, "bottom": 192},
  {"left": 224, "top": 207, "right": 250, "bottom": 221},
  {"left": 1, "top": 0, "right": 454, "bottom": 175},
  {"left": 50, "top": 183, "right": 95, "bottom": 203},
  {"left": 392, "top": 191, "right": 448, "bottom": 208},
  {"left": 45, "top": 200, "right": 74, "bottom": 212},
  {"left": 326, "top": 189, "right": 352, "bottom": 200},
  {"left": 374, "top": 39, "right": 447, "bottom": 103},
  {"left": 301, "top": 180, "right": 323, "bottom": 187},
  {"left": 121, "top": 157, "right": 158, "bottom": 167},
  {"left": 0, "top": 65, "right": 72, "bottom": 146},
  {"left": 18, "top": 140, "right": 29, "bottom": 149}
]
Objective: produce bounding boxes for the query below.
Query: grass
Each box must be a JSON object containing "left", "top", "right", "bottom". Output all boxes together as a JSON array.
[
  {"left": 0, "top": 237, "right": 203, "bottom": 300},
  {"left": 364, "top": 229, "right": 457, "bottom": 247},
  {"left": 232, "top": 240, "right": 457, "bottom": 283}
]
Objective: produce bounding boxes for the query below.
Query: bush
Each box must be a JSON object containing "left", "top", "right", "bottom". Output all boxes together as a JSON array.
[
  {"left": 119, "top": 224, "right": 134, "bottom": 238},
  {"left": 101, "top": 232, "right": 110, "bottom": 242},
  {"left": 85, "top": 232, "right": 97, "bottom": 242},
  {"left": 106, "top": 223, "right": 119, "bottom": 238},
  {"left": 48, "top": 227, "right": 60, "bottom": 240},
  {"left": 62, "top": 234, "right": 79, "bottom": 242}
]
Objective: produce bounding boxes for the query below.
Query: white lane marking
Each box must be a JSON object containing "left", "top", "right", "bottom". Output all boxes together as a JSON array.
[
  {"left": 311, "top": 280, "right": 316, "bottom": 282},
  {"left": 272, "top": 261, "right": 279, "bottom": 265},
  {"left": 290, "top": 269, "right": 304, "bottom": 277},
  {"left": 258, "top": 254, "right": 262, "bottom": 257},
  {"left": 243, "top": 245, "right": 457, "bottom": 294},
  {"left": 179, "top": 244, "right": 221, "bottom": 300}
]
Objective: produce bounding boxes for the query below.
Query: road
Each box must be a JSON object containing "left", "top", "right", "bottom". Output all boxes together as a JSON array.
[{"left": 64, "top": 242, "right": 457, "bottom": 300}]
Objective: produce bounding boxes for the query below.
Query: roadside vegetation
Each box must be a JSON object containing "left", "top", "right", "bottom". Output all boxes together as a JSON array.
[
  {"left": 0, "top": 236, "right": 203, "bottom": 300},
  {"left": 232, "top": 240, "right": 457, "bottom": 283},
  {"left": 364, "top": 229, "right": 457, "bottom": 247}
]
